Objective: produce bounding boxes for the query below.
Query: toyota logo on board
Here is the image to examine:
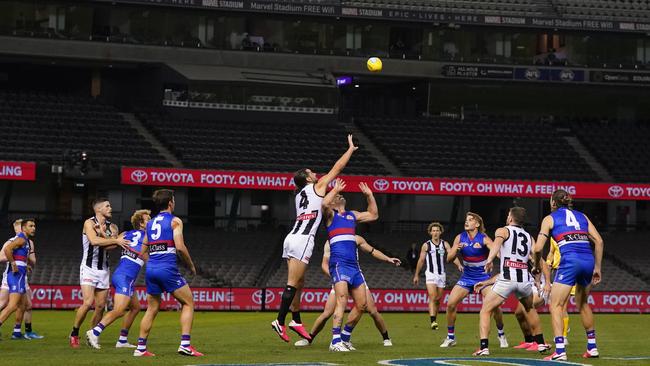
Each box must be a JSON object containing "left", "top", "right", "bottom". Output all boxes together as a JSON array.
[
  {"left": 608, "top": 185, "right": 624, "bottom": 198},
  {"left": 251, "top": 289, "right": 275, "bottom": 305},
  {"left": 130, "top": 169, "right": 148, "bottom": 183},
  {"left": 373, "top": 179, "right": 390, "bottom": 191}
]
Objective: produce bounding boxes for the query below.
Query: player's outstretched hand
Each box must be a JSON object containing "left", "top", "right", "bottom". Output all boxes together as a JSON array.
[
  {"left": 333, "top": 178, "right": 346, "bottom": 192},
  {"left": 347, "top": 134, "right": 358, "bottom": 151},
  {"left": 359, "top": 182, "right": 373, "bottom": 196},
  {"left": 412, "top": 275, "right": 419, "bottom": 285},
  {"left": 543, "top": 282, "right": 551, "bottom": 295},
  {"left": 387, "top": 257, "right": 401, "bottom": 266},
  {"left": 456, "top": 265, "right": 464, "bottom": 273},
  {"left": 592, "top": 268, "right": 602, "bottom": 285},
  {"left": 190, "top": 265, "right": 197, "bottom": 276}
]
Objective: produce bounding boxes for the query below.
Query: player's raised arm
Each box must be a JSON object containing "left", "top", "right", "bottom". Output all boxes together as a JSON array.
[
  {"left": 447, "top": 234, "right": 461, "bottom": 262},
  {"left": 172, "top": 217, "right": 196, "bottom": 275},
  {"left": 533, "top": 215, "right": 554, "bottom": 270},
  {"left": 322, "top": 178, "right": 346, "bottom": 208},
  {"left": 84, "top": 219, "right": 129, "bottom": 249},
  {"left": 351, "top": 182, "right": 379, "bottom": 223},
  {"left": 314, "top": 134, "right": 357, "bottom": 196},
  {"left": 356, "top": 235, "right": 401, "bottom": 266},
  {"left": 322, "top": 178, "right": 345, "bottom": 225},
  {"left": 412, "top": 242, "right": 428, "bottom": 285},
  {"left": 321, "top": 241, "right": 331, "bottom": 277},
  {"left": 586, "top": 216, "right": 604, "bottom": 285}
]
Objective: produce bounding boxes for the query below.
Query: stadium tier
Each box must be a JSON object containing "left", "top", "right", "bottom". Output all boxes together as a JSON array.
[
  {"left": 601, "top": 231, "right": 650, "bottom": 280},
  {"left": 550, "top": 0, "right": 650, "bottom": 22},
  {"left": 137, "top": 111, "right": 389, "bottom": 175},
  {"left": 0, "top": 90, "right": 168, "bottom": 167},
  {"left": 569, "top": 118, "right": 650, "bottom": 182},
  {"left": 356, "top": 116, "right": 597, "bottom": 181},
  {"left": 344, "top": 0, "right": 549, "bottom": 17}
]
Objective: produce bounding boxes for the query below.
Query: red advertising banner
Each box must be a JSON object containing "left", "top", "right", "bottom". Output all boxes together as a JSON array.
[
  {"left": 29, "top": 285, "right": 239, "bottom": 310},
  {"left": 121, "top": 167, "right": 650, "bottom": 200},
  {"left": 28, "top": 285, "right": 650, "bottom": 313},
  {"left": 0, "top": 161, "right": 36, "bottom": 181},
  {"left": 263, "top": 288, "right": 650, "bottom": 314}
]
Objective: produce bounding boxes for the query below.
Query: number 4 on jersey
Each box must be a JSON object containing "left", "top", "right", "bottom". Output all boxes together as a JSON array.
[
  {"left": 565, "top": 210, "right": 581, "bottom": 230},
  {"left": 299, "top": 191, "right": 309, "bottom": 210}
]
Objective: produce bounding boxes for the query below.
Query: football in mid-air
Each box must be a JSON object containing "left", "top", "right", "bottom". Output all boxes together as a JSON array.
[{"left": 367, "top": 57, "right": 383, "bottom": 72}]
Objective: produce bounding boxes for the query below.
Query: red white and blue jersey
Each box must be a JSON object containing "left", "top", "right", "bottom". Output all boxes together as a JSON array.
[
  {"left": 327, "top": 210, "right": 358, "bottom": 266},
  {"left": 114, "top": 229, "right": 145, "bottom": 278},
  {"left": 11, "top": 232, "right": 30, "bottom": 268},
  {"left": 458, "top": 231, "right": 489, "bottom": 279},
  {"left": 550, "top": 207, "right": 592, "bottom": 256},
  {"left": 146, "top": 212, "right": 177, "bottom": 268}
]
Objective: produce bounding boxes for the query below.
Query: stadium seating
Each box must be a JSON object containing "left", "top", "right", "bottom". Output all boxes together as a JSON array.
[
  {"left": 179, "top": 228, "right": 284, "bottom": 287},
  {"left": 550, "top": 0, "right": 650, "bottom": 22},
  {"left": 341, "top": 0, "right": 650, "bottom": 22},
  {"left": 342, "top": 0, "right": 550, "bottom": 17},
  {"left": 356, "top": 116, "right": 597, "bottom": 181},
  {"left": 137, "top": 112, "right": 389, "bottom": 175},
  {"left": 570, "top": 118, "right": 650, "bottom": 182},
  {"left": 600, "top": 231, "right": 650, "bottom": 279},
  {"left": 0, "top": 90, "right": 169, "bottom": 168}
]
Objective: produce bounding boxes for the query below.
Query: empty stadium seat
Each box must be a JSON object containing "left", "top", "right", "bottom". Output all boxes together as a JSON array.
[
  {"left": 0, "top": 90, "right": 169, "bottom": 167},
  {"left": 356, "top": 116, "right": 597, "bottom": 181},
  {"left": 138, "top": 111, "right": 389, "bottom": 175}
]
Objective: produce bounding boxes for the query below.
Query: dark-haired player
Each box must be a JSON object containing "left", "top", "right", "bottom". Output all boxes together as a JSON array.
[
  {"left": 134, "top": 189, "right": 202, "bottom": 357},
  {"left": 1, "top": 219, "right": 44, "bottom": 339},
  {"left": 533, "top": 190, "right": 604, "bottom": 361},
  {"left": 271, "top": 135, "right": 357, "bottom": 343},
  {"left": 70, "top": 198, "right": 129, "bottom": 348},
  {"left": 472, "top": 207, "right": 549, "bottom": 356},
  {"left": 0, "top": 219, "right": 36, "bottom": 336}
]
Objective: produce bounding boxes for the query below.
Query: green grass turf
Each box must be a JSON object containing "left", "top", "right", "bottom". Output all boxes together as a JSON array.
[{"left": 0, "top": 311, "right": 649, "bottom": 365}]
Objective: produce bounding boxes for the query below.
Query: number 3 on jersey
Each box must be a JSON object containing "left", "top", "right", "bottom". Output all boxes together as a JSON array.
[{"left": 565, "top": 210, "right": 581, "bottom": 230}]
